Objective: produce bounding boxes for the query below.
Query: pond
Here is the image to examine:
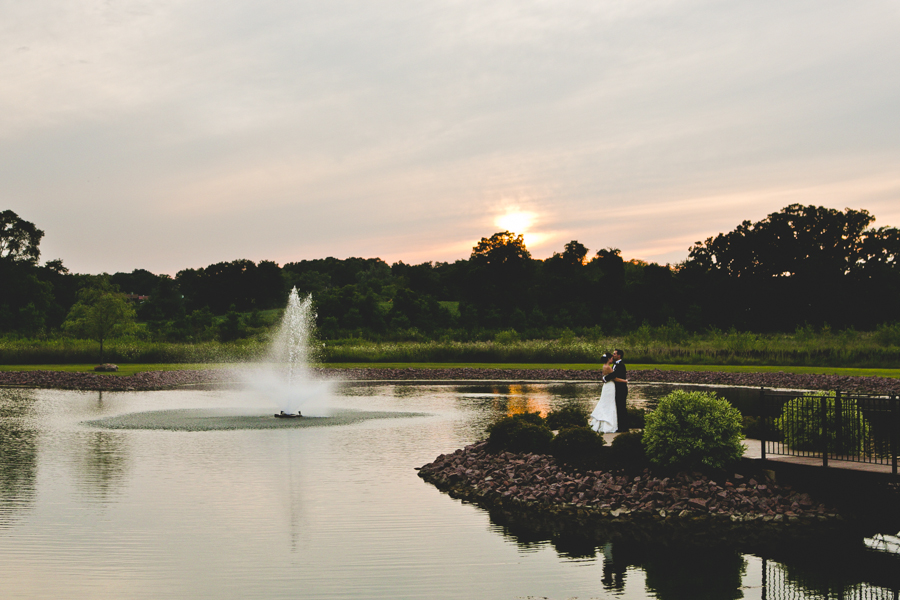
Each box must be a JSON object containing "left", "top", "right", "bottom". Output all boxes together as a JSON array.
[{"left": 0, "top": 381, "right": 897, "bottom": 599}]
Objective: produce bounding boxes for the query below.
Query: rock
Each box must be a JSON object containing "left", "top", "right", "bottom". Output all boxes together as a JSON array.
[
  {"left": 94, "top": 364, "right": 119, "bottom": 372},
  {"left": 687, "top": 498, "right": 708, "bottom": 510}
]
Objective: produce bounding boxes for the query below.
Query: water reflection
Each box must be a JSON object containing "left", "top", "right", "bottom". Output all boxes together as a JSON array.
[
  {"left": 0, "top": 389, "right": 38, "bottom": 528},
  {"left": 72, "top": 429, "right": 130, "bottom": 501},
  {"left": 489, "top": 506, "right": 900, "bottom": 600},
  {"left": 1, "top": 383, "right": 898, "bottom": 600}
]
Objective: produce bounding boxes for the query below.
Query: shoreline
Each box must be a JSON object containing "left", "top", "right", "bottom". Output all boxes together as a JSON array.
[
  {"left": 1, "top": 366, "right": 900, "bottom": 393},
  {"left": 416, "top": 441, "right": 866, "bottom": 550}
]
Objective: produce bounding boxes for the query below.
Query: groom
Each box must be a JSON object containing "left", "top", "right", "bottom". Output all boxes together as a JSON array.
[{"left": 608, "top": 349, "right": 627, "bottom": 430}]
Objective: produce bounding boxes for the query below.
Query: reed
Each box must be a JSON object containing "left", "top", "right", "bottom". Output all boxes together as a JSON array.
[
  {"left": 0, "top": 337, "right": 266, "bottom": 365},
  {"left": 1, "top": 328, "right": 898, "bottom": 367}
]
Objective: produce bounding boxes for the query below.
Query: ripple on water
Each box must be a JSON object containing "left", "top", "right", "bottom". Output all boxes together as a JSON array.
[{"left": 82, "top": 409, "right": 428, "bottom": 432}]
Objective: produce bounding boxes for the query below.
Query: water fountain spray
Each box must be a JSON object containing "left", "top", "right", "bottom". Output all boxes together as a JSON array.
[{"left": 268, "top": 287, "right": 320, "bottom": 418}]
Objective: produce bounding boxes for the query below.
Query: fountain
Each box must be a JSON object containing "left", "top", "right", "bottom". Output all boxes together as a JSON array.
[
  {"left": 84, "top": 287, "right": 424, "bottom": 431},
  {"left": 259, "top": 287, "right": 331, "bottom": 418}
]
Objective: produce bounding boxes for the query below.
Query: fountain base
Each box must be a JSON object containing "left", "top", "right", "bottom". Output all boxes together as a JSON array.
[{"left": 274, "top": 411, "right": 303, "bottom": 419}]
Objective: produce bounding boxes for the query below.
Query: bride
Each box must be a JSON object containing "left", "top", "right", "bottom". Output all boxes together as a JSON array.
[{"left": 589, "top": 353, "right": 618, "bottom": 433}]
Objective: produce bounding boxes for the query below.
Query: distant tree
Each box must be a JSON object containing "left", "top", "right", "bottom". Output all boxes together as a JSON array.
[
  {"left": 252, "top": 260, "right": 288, "bottom": 309},
  {"left": 590, "top": 248, "right": 625, "bottom": 291},
  {"left": 0, "top": 212, "right": 59, "bottom": 334},
  {"left": 680, "top": 204, "right": 900, "bottom": 330},
  {"left": 685, "top": 204, "right": 875, "bottom": 279},
  {"left": 539, "top": 240, "right": 593, "bottom": 326},
  {"left": 217, "top": 306, "right": 246, "bottom": 341},
  {"left": 0, "top": 210, "right": 44, "bottom": 264},
  {"left": 464, "top": 231, "right": 535, "bottom": 321},
  {"left": 470, "top": 231, "right": 532, "bottom": 267},
  {"left": 63, "top": 277, "right": 136, "bottom": 362},
  {"left": 388, "top": 288, "right": 452, "bottom": 332},
  {"left": 137, "top": 275, "right": 184, "bottom": 322},
  {"left": 391, "top": 261, "right": 443, "bottom": 297},
  {"left": 554, "top": 240, "right": 589, "bottom": 267},
  {"left": 110, "top": 269, "right": 160, "bottom": 296}
]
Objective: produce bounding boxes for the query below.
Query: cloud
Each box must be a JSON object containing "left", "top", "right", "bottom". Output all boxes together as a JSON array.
[{"left": 1, "top": 0, "right": 898, "bottom": 273}]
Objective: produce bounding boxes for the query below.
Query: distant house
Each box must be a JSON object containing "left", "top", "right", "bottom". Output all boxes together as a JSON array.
[{"left": 125, "top": 294, "right": 150, "bottom": 303}]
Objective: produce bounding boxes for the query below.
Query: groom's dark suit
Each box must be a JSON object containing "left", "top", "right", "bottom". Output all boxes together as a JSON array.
[{"left": 610, "top": 359, "right": 627, "bottom": 429}]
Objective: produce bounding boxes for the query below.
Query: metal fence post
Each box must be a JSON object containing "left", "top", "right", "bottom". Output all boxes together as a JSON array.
[
  {"left": 821, "top": 393, "right": 829, "bottom": 468},
  {"left": 834, "top": 390, "right": 842, "bottom": 458},
  {"left": 759, "top": 387, "right": 766, "bottom": 461},
  {"left": 892, "top": 395, "right": 898, "bottom": 477}
]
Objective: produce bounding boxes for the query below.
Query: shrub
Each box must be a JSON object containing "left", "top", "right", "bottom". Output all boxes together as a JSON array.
[
  {"left": 608, "top": 431, "right": 649, "bottom": 472},
  {"left": 875, "top": 322, "right": 900, "bottom": 347},
  {"left": 546, "top": 404, "right": 589, "bottom": 430},
  {"left": 493, "top": 329, "right": 521, "bottom": 345},
  {"left": 775, "top": 391, "right": 870, "bottom": 455},
  {"left": 487, "top": 416, "right": 552, "bottom": 454},
  {"left": 742, "top": 415, "right": 763, "bottom": 439},
  {"left": 511, "top": 411, "right": 545, "bottom": 427},
  {"left": 549, "top": 426, "right": 605, "bottom": 466},
  {"left": 643, "top": 390, "right": 745, "bottom": 471},
  {"left": 621, "top": 406, "right": 646, "bottom": 430}
]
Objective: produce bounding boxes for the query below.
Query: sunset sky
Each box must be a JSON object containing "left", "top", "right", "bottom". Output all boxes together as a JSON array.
[{"left": 3, "top": 0, "right": 899, "bottom": 275}]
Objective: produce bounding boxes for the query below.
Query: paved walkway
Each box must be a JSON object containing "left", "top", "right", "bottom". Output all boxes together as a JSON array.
[{"left": 600, "top": 433, "right": 898, "bottom": 476}]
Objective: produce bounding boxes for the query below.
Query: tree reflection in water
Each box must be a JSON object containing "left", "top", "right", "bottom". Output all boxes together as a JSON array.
[
  {"left": 0, "top": 389, "right": 38, "bottom": 528},
  {"left": 487, "top": 506, "right": 900, "bottom": 600},
  {"left": 74, "top": 430, "right": 130, "bottom": 500}
]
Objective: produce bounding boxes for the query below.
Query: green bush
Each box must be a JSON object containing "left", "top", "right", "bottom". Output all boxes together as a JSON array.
[
  {"left": 742, "top": 415, "right": 763, "bottom": 439},
  {"left": 775, "top": 391, "right": 870, "bottom": 454},
  {"left": 546, "top": 404, "right": 589, "bottom": 430},
  {"left": 487, "top": 416, "right": 552, "bottom": 454},
  {"left": 549, "top": 426, "right": 605, "bottom": 466},
  {"left": 493, "top": 329, "right": 521, "bottom": 345},
  {"left": 621, "top": 406, "right": 646, "bottom": 430},
  {"left": 875, "top": 322, "right": 900, "bottom": 347},
  {"left": 512, "top": 411, "right": 545, "bottom": 427},
  {"left": 608, "top": 431, "right": 649, "bottom": 472},
  {"left": 643, "top": 390, "right": 745, "bottom": 471}
]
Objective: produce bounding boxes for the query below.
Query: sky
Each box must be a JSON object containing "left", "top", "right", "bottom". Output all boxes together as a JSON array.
[{"left": 2, "top": 0, "right": 899, "bottom": 275}]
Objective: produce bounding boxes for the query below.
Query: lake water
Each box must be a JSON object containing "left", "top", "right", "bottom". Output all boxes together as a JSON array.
[{"left": 0, "top": 381, "right": 897, "bottom": 599}]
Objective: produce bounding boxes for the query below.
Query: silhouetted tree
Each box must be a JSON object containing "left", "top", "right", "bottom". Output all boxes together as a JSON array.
[
  {"left": 681, "top": 204, "right": 900, "bottom": 330},
  {"left": 463, "top": 231, "right": 535, "bottom": 324},
  {"left": 0, "top": 210, "right": 43, "bottom": 265}
]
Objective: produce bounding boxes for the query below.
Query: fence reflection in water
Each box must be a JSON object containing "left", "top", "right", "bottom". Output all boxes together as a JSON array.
[{"left": 763, "top": 558, "right": 899, "bottom": 600}]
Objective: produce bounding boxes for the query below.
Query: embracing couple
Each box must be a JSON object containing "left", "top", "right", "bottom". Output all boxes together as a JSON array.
[{"left": 589, "top": 349, "right": 627, "bottom": 433}]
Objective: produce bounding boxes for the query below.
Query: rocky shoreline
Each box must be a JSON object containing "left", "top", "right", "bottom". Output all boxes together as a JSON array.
[
  {"left": 416, "top": 441, "right": 860, "bottom": 548},
  {"left": 419, "top": 441, "right": 838, "bottom": 521},
  {"left": 1, "top": 365, "right": 899, "bottom": 393}
]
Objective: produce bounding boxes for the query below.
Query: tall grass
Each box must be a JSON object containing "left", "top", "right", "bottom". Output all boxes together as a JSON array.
[
  {"left": 323, "top": 330, "right": 900, "bottom": 367},
  {"left": 1, "top": 327, "right": 898, "bottom": 367},
  {"left": 0, "top": 337, "right": 267, "bottom": 365}
]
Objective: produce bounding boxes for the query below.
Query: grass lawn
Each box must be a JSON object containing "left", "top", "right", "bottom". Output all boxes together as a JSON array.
[
  {"left": 0, "top": 364, "right": 240, "bottom": 376},
  {"left": 3, "top": 362, "right": 900, "bottom": 379},
  {"left": 320, "top": 363, "right": 900, "bottom": 378}
]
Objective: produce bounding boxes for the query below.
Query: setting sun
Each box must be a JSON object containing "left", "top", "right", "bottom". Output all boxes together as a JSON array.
[{"left": 495, "top": 211, "right": 535, "bottom": 235}]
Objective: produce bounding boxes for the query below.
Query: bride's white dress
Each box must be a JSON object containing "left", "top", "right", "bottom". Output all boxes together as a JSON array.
[{"left": 589, "top": 381, "right": 617, "bottom": 433}]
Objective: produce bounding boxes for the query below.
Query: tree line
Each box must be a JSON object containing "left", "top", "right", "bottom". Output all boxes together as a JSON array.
[{"left": 1, "top": 204, "right": 898, "bottom": 343}]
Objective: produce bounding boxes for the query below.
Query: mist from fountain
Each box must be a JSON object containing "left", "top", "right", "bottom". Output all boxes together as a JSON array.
[{"left": 248, "top": 287, "right": 334, "bottom": 416}]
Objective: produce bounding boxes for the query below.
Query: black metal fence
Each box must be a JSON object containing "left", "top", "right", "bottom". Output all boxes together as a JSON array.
[
  {"left": 758, "top": 389, "right": 899, "bottom": 476},
  {"left": 762, "top": 557, "right": 900, "bottom": 600}
]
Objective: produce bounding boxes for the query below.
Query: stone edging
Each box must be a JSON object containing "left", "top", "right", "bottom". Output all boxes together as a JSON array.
[
  {"left": 416, "top": 441, "right": 858, "bottom": 547},
  {"left": 1, "top": 366, "right": 899, "bottom": 393}
]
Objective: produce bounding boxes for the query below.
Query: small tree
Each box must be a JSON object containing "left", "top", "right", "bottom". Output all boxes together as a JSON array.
[
  {"left": 643, "top": 390, "right": 745, "bottom": 471},
  {"left": 776, "top": 391, "right": 870, "bottom": 455},
  {"left": 63, "top": 278, "right": 136, "bottom": 363}
]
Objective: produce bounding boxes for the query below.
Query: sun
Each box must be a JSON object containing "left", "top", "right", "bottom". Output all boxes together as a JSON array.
[{"left": 495, "top": 211, "right": 535, "bottom": 235}]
